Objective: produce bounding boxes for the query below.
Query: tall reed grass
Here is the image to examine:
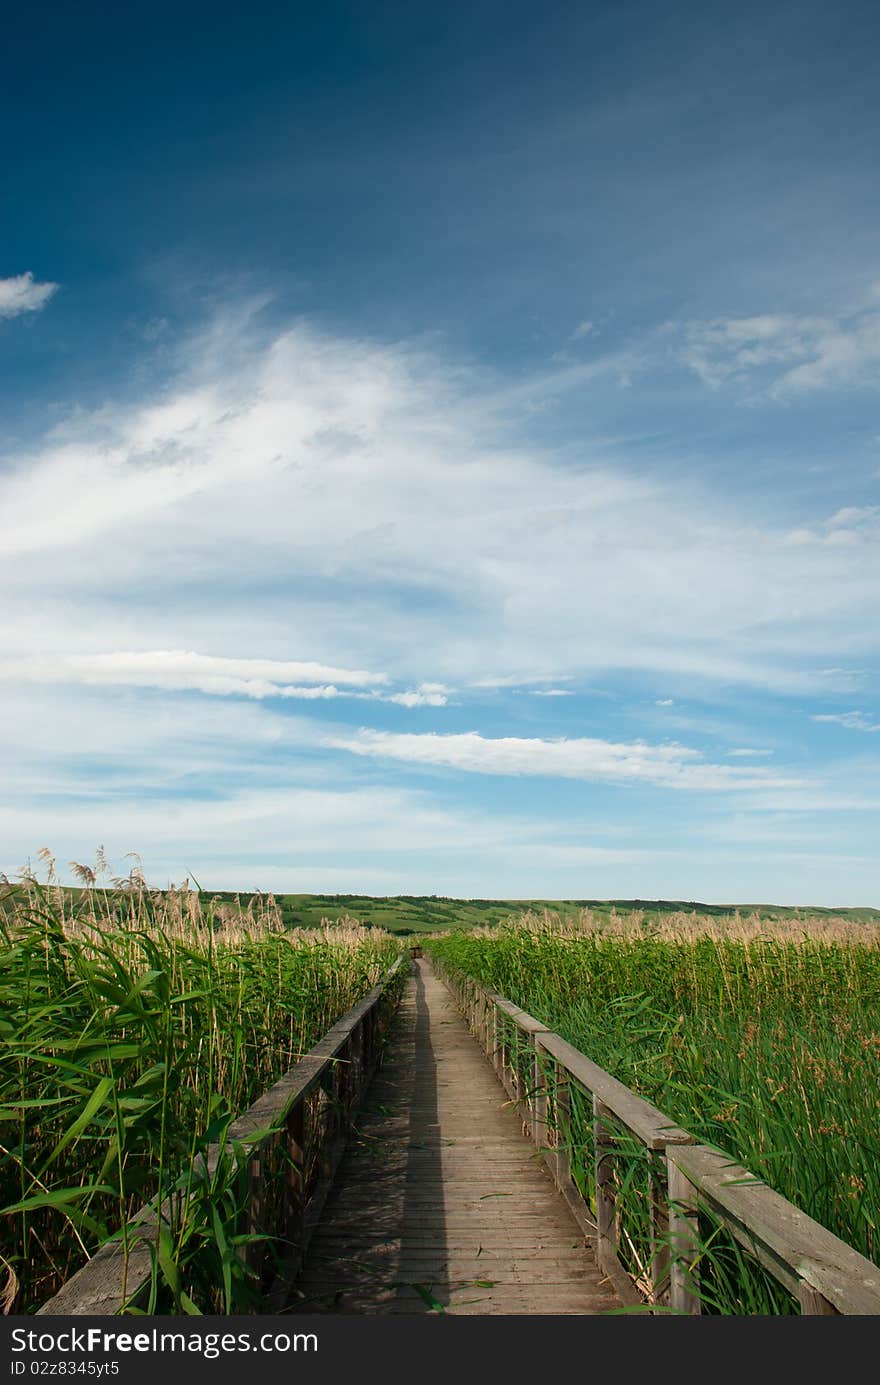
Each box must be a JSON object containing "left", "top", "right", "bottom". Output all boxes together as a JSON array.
[
  {"left": 426, "top": 916, "right": 880, "bottom": 1312},
  {"left": 0, "top": 856, "right": 398, "bottom": 1314}
]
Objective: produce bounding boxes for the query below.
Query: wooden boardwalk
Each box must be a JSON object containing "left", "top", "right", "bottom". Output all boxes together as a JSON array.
[
  {"left": 39, "top": 954, "right": 880, "bottom": 1317},
  {"left": 290, "top": 958, "right": 620, "bottom": 1314}
]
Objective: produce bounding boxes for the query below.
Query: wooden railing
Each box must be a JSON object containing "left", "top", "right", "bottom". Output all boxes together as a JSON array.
[
  {"left": 38, "top": 957, "right": 404, "bottom": 1315},
  {"left": 436, "top": 961, "right": 880, "bottom": 1316}
]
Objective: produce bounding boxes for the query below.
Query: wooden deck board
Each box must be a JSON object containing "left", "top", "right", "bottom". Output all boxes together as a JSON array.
[{"left": 290, "top": 959, "right": 620, "bottom": 1315}]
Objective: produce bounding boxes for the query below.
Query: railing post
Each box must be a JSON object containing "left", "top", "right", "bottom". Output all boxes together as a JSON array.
[
  {"left": 243, "top": 1146, "right": 265, "bottom": 1295},
  {"left": 799, "top": 1283, "right": 837, "bottom": 1314},
  {"left": 284, "top": 1097, "right": 306, "bottom": 1274},
  {"left": 366, "top": 1004, "right": 376, "bottom": 1073},
  {"left": 554, "top": 1057, "right": 571, "bottom": 1194},
  {"left": 348, "top": 1022, "right": 362, "bottom": 1114},
  {"left": 532, "top": 1036, "right": 548, "bottom": 1151},
  {"left": 668, "top": 1156, "right": 701, "bottom": 1314},
  {"left": 511, "top": 1023, "right": 523, "bottom": 1112},
  {"left": 510, "top": 1025, "right": 520, "bottom": 1106},
  {"left": 593, "top": 1096, "right": 616, "bottom": 1273},
  {"left": 649, "top": 1152, "right": 671, "bottom": 1304},
  {"left": 322, "top": 1054, "right": 341, "bottom": 1184}
]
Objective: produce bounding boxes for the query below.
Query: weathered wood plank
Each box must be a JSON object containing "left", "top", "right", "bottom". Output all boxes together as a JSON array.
[
  {"left": 485, "top": 993, "right": 552, "bottom": 1037},
  {"left": 669, "top": 1144, "right": 880, "bottom": 1315},
  {"left": 291, "top": 961, "right": 620, "bottom": 1316},
  {"left": 668, "top": 1157, "right": 701, "bottom": 1315},
  {"left": 538, "top": 1032, "right": 694, "bottom": 1150}
]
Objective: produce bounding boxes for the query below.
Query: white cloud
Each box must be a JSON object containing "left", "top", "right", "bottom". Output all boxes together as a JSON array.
[
  {"left": 529, "top": 688, "right": 573, "bottom": 697},
  {"left": 2, "top": 306, "right": 878, "bottom": 901},
  {"left": 0, "top": 271, "right": 58, "bottom": 319},
  {"left": 0, "top": 652, "right": 458, "bottom": 709},
  {"left": 812, "top": 711, "right": 880, "bottom": 733},
  {"left": 782, "top": 507, "right": 880, "bottom": 548},
  {"left": 1, "top": 679, "right": 872, "bottom": 899},
  {"left": 0, "top": 650, "right": 387, "bottom": 700},
  {"left": 387, "top": 683, "right": 451, "bottom": 707},
  {"left": 322, "top": 728, "right": 807, "bottom": 793},
  {"left": 671, "top": 296, "right": 880, "bottom": 396},
  {"left": 2, "top": 311, "right": 880, "bottom": 709},
  {"left": 472, "top": 675, "right": 576, "bottom": 688},
  {"left": 727, "top": 748, "right": 774, "bottom": 757},
  {"left": 0, "top": 717, "right": 677, "bottom": 891},
  {"left": 655, "top": 698, "right": 674, "bottom": 706}
]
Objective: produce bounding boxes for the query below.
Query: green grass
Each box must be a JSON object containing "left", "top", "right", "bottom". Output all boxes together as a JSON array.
[
  {"left": 166, "top": 892, "right": 880, "bottom": 935},
  {"left": 0, "top": 880, "right": 399, "bottom": 1314},
  {"left": 425, "top": 925, "right": 880, "bottom": 1313},
  {"left": 5, "top": 860, "right": 878, "bottom": 1314},
  {"left": 9, "top": 882, "right": 877, "bottom": 937}
]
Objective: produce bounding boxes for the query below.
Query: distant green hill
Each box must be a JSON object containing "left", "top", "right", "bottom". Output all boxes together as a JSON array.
[
  {"left": 238, "top": 893, "right": 880, "bottom": 936},
  {"left": 5, "top": 883, "right": 876, "bottom": 937}
]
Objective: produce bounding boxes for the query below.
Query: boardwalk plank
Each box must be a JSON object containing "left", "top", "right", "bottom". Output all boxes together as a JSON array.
[{"left": 290, "top": 959, "right": 619, "bottom": 1316}]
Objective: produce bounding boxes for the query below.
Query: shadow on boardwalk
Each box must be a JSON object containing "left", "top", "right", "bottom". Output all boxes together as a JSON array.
[{"left": 289, "top": 959, "right": 618, "bottom": 1314}]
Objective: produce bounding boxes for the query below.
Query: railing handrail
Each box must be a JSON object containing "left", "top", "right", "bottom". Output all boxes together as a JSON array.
[
  {"left": 434, "top": 957, "right": 880, "bottom": 1316},
  {"left": 204, "top": 958, "right": 402, "bottom": 1167},
  {"left": 468, "top": 979, "right": 693, "bottom": 1147},
  {"left": 38, "top": 956, "right": 404, "bottom": 1315},
  {"left": 668, "top": 1143, "right": 880, "bottom": 1316}
]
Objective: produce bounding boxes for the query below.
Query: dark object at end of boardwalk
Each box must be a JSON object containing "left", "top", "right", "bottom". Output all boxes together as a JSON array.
[{"left": 409, "top": 944, "right": 423, "bottom": 959}]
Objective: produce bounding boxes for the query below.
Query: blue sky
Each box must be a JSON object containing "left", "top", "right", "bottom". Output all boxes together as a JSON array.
[{"left": 2, "top": 0, "right": 880, "bottom": 903}]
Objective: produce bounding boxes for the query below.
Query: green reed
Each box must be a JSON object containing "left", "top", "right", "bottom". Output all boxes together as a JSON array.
[
  {"left": 427, "top": 924, "right": 880, "bottom": 1313},
  {"left": 0, "top": 879, "right": 397, "bottom": 1314}
]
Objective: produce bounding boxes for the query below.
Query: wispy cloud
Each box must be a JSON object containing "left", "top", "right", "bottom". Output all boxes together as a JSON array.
[
  {"left": 473, "top": 675, "right": 576, "bottom": 689},
  {"left": 0, "top": 683, "right": 294, "bottom": 787},
  {"left": 782, "top": 507, "right": 880, "bottom": 548},
  {"left": 0, "top": 650, "right": 387, "bottom": 700},
  {"left": 812, "top": 710, "right": 880, "bottom": 733},
  {"left": 727, "top": 748, "right": 774, "bottom": 757},
  {"left": 529, "top": 688, "right": 573, "bottom": 697},
  {"left": 669, "top": 292, "right": 880, "bottom": 396},
  {"left": 323, "top": 728, "right": 806, "bottom": 793},
  {"left": 0, "top": 780, "right": 534, "bottom": 886},
  {"left": 0, "top": 683, "right": 683, "bottom": 890},
  {"left": 0, "top": 271, "right": 58, "bottom": 319},
  {"left": 387, "top": 682, "right": 451, "bottom": 707},
  {"left": 0, "top": 650, "right": 464, "bottom": 711},
  {"left": 2, "top": 311, "right": 879, "bottom": 712},
  {"left": 570, "top": 319, "right": 594, "bottom": 340}
]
